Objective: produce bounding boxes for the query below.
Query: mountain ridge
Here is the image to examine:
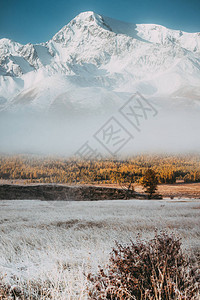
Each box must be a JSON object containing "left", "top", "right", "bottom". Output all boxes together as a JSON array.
[{"left": 0, "top": 11, "right": 200, "bottom": 113}]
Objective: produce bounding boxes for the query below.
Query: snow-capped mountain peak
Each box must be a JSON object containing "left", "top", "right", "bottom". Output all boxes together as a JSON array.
[{"left": 0, "top": 11, "right": 200, "bottom": 113}]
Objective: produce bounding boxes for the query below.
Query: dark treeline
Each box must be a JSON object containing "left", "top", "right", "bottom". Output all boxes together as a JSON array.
[{"left": 0, "top": 154, "right": 200, "bottom": 185}]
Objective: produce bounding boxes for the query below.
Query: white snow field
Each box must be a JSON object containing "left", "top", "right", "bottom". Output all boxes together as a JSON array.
[
  {"left": 0, "top": 11, "right": 200, "bottom": 113},
  {"left": 0, "top": 199, "right": 199, "bottom": 299},
  {"left": 0, "top": 11, "right": 200, "bottom": 155}
]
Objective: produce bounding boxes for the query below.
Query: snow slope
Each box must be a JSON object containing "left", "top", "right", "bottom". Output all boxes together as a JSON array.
[{"left": 0, "top": 11, "right": 200, "bottom": 113}]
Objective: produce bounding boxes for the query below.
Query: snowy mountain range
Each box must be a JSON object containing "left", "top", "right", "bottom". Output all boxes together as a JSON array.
[{"left": 0, "top": 11, "right": 200, "bottom": 114}]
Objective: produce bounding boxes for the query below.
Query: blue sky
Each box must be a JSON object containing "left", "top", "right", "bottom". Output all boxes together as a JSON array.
[{"left": 1, "top": 0, "right": 200, "bottom": 44}]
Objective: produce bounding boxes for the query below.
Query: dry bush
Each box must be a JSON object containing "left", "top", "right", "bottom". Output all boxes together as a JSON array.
[
  {"left": 87, "top": 232, "right": 199, "bottom": 299},
  {"left": 0, "top": 278, "right": 25, "bottom": 299}
]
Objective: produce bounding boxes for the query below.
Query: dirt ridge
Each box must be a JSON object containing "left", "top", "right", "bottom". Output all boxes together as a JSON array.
[{"left": 0, "top": 184, "right": 147, "bottom": 201}]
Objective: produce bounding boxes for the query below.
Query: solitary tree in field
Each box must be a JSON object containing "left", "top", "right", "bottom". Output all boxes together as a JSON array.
[{"left": 141, "top": 168, "right": 158, "bottom": 199}]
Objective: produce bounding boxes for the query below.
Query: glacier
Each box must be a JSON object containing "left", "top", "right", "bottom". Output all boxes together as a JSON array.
[
  {"left": 0, "top": 11, "right": 200, "bottom": 155},
  {"left": 0, "top": 11, "right": 200, "bottom": 113}
]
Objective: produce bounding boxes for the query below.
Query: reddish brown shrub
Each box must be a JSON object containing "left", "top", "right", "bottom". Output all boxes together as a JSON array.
[{"left": 87, "top": 232, "right": 199, "bottom": 299}]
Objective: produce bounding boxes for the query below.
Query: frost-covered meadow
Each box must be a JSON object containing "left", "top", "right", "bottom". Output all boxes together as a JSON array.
[{"left": 0, "top": 199, "right": 199, "bottom": 299}]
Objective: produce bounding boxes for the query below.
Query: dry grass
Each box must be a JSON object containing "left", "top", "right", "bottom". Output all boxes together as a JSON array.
[
  {"left": 0, "top": 199, "right": 199, "bottom": 299},
  {"left": 87, "top": 232, "right": 199, "bottom": 299}
]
